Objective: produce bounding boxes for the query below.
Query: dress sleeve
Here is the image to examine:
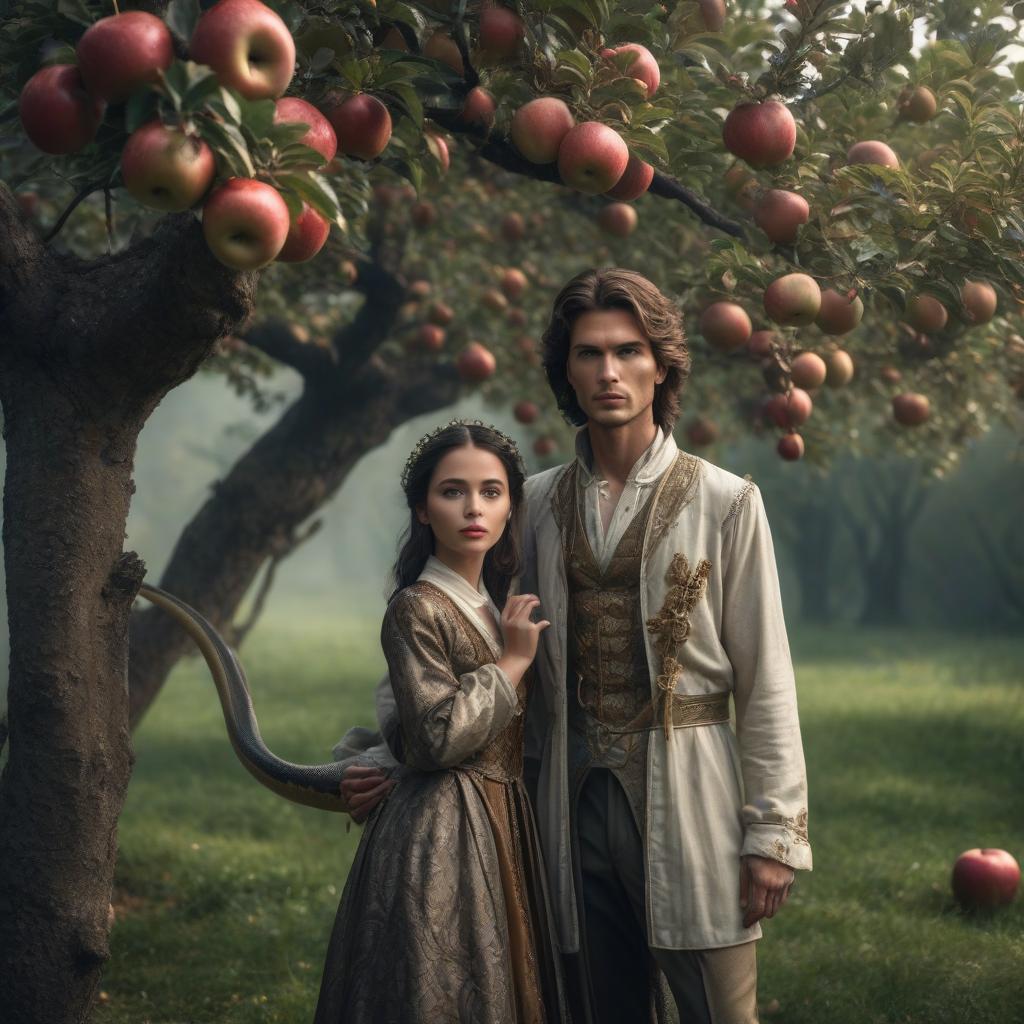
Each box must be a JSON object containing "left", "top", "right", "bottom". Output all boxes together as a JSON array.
[
  {"left": 721, "top": 484, "right": 813, "bottom": 871},
  {"left": 382, "top": 590, "right": 521, "bottom": 771},
  {"left": 330, "top": 673, "right": 402, "bottom": 779}
]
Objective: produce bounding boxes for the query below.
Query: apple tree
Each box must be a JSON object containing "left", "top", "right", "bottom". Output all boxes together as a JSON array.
[{"left": 1, "top": 0, "right": 1023, "bottom": 1019}]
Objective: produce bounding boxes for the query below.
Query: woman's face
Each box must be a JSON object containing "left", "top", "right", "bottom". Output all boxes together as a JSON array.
[{"left": 417, "top": 444, "right": 512, "bottom": 565}]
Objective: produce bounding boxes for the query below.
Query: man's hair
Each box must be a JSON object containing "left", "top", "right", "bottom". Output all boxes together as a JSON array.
[{"left": 540, "top": 268, "right": 691, "bottom": 430}]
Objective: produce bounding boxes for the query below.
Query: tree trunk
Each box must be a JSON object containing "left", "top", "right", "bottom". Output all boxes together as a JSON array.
[
  {"left": 790, "top": 496, "right": 836, "bottom": 625},
  {"left": 0, "top": 187, "right": 255, "bottom": 1022},
  {"left": 128, "top": 353, "right": 458, "bottom": 729}
]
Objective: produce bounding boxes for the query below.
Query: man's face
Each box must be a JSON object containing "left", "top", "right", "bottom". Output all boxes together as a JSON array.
[{"left": 566, "top": 309, "right": 666, "bottom": 429}]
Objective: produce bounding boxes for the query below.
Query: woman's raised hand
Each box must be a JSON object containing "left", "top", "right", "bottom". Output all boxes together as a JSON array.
[{"left": 496, "top": 594, "right": 549, "bottom": 685}]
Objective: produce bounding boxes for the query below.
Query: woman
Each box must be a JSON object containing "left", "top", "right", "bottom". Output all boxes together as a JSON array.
[{"left": 314, "top": 420, "right": 567, "bottom": 1024}]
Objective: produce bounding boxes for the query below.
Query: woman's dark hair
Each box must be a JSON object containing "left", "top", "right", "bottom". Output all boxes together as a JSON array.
[
  {"left": 390, "top": 422, "right": 526, "bottom": 607},
  {"left": 541, "top": 267, "right": 691, "bottom": 430}
]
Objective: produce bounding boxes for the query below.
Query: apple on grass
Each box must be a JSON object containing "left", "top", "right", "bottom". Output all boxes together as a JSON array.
[
  {"left": 274, "top": 97, "right": 337, "bottom": 165},
  {"left": 122, "top": 121, "right": 216, "bottom": 212},
  {"left": 952, "top": 849, "right": 1020, "bottom": 910},
  {"left": 328, "top": 94, "right": 392, "bottom": 160},
  {"left": 277, "top": 203, "right": 330, "bottom": 263},
  {"left": 558, "top": 122, "right": 629, "bottom": 195},
  {"left": 76, "top": 10, "right": 174, "bottom": 103},
  {"left": 189, "top": 0, "right": 296, "bottom": 100},
  {"left": 19, "top": 65, "right": 105, "bottom": 155},
  {"left": 501, "top": 269, "right": 528, "bottom": 301},
  {"left": 202, "top": 178, "right": 291, "bottom": 270}
]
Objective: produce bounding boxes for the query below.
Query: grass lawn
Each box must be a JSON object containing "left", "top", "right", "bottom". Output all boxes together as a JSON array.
[{"left": 95, "top": 613, "right": 1024, "bottom": 1024}]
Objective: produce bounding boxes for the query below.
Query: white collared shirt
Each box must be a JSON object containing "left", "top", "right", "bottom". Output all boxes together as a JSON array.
[
  {"left": 418, "top": 555, "right": 504, "bottom": 656},
  {"left": 575, "top": 427, "right": 676, "bottom": 571}
]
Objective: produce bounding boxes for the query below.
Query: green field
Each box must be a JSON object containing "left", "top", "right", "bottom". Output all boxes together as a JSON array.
[{"left": 95, "top": 612, "right": 1024, "bottom": 1023}]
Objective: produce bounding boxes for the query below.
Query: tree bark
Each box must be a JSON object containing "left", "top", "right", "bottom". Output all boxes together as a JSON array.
[{"left": 0, "top": 185, "right": 256, "bottom": 1023}]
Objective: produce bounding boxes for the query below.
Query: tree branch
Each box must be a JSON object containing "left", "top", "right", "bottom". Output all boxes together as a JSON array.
[{"left": 244, "top": 319, "right": 338, "bottom": 378}]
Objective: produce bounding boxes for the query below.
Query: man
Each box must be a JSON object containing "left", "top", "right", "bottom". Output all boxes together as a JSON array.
[{"left": 339, "top": 268, "right": 811, "bottom": 1023}]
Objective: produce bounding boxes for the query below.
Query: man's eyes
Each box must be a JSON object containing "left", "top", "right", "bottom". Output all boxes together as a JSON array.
[{"left": 576, "top": 347, "right": 639, "bottom": 357}]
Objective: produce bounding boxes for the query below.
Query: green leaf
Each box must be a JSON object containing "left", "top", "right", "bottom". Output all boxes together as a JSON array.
[
  {"left": 124, "top": 90, "right": 159, "bottom": 133},
  {"left": 56, "top": 0, "right": 92, "bottom": 26},
  {"left": 276, "top": 171, "right": 345, "bottom": 227},
  {"left": 166, "top": 0, "right": 201, "bottom": 44},
  {"left": 198, "top": 118, "right": 256, "bottom": 177},
  {"left": 387, "top": 81, "right": 424, "bottom": 128},
  {"left": 238, "top": 97, "right": 277, "bottom": 139},
  {"left": 181, "top": 69, "right": 222, "bottom": 112}
]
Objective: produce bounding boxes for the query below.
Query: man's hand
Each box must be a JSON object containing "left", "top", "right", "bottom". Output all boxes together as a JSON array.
[
  {"left": 739, "top": 854, "right": 795, "bottom": 927},
  {"left": 340, "top": 765, "right": 395, "bottom": 824}
]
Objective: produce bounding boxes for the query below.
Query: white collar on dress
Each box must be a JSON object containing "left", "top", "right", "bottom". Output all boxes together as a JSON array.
[
  {"left": 418, "top": 555, "right": 503, "bottom": 653},
  {"left": 574, "top": 426, "right": 677, "bottom": 488}
]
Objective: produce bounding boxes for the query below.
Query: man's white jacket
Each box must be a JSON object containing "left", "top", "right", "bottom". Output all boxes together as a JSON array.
[{"left": 519, "top": 434, "right": 812, "bottom": 953}]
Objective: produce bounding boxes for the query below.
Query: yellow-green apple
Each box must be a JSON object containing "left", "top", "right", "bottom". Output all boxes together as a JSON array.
[
  {"left": 748, "top": 329, "right": 777, "bottom": 358},
  {"left": 685, "top": 416, "right": 719, "bottom": 446},
  {"left": 514, "top": 399, "right": 540, "bottom": 424},
  {"left": 457, "top": 341, "right": 497, "bottom": 381},
  {"left": 898, "top": 85, "right": 937, "bottom": 123},
  {"left": 605, "top": 155, "right": 653, "bottom": 200},
  {"left": 952, "top": 849, "right": 1020, "bottom": 910},
  {"left": 825, "top": 348, "right": 854, "bottom": 387},
  {"left": 274, "top": 97, "right": 336, "bottom": 164},
  {"left": 905, "top": 294, "right": 948, "bottom": 333},
  {"left": 557, "top": 122, "right": 629, "bottom": 194},
  {"left": 846, "top": 140, "right": 899, "bottom": 167},
  {"left": 327, "top": 94, "right": 392, "bottom": 159},
  {"left": 700, "top": 302, "right": 752, "bottom": 350},
  {"left": 478, "top": 3, "right": 525, "bottom": 60},
  {"left": 786, "top": 387, "right": 813, "bottom": 425},
  {"left": 458, "top": 87, "right": 496, "bottom": 130},
  {"left": 597, "top": 202, "right": 638, "bottom": 237},
  {"left": 76, "top": 11, "right": 173, "bottom": 102},
  {"left": 501, "top": 268, "right": 528, "bottom": 300},
  {"left": 202, "top": 177, "right": 290, "bottom": 270},
  {"left": 428, "top": 301, "right": 454, "bottom": 326},
  {"left": 777, "top": 433, "right": 804, "bottom": 461},
  {"left": 891, "top": 392, "right": 930, "bottom": 426},
  {"left": 790, "top": 351, "right": 827, "bottom": 390},
  {"left": 699, "top": 0, "right": 727, "bottom": 30},
  {"left": 190, "top": 0, "right": 295, "bottom": 99},
  {"left": 121, "top": 121, "right": 216, "bottom": 212},
  {"left": 753, "top": 188, "right": 809, "bottom": 243},
  {"left": 423, "top": 32, "right": 464, "bottom": 74},
  {"left": 415, "top": 323, "right": 446, "bottom": 351},
  {"left": 533, "top": 436, "right": 557, "bottom": 456},
  {"left": 510, "top": 97, "right": 575, "bottom": 163},
  {"left": 276, "top": 202, "right": 330, "bottom": 262},
  {"left": 722, "top": 101, "right": 796, "bottom": 167},
  {"left": 815, "top": 288, "right": 863, "bottom": 334},
  {"left": 19, "top": 65, "right": 105, "bottom": 154},
  {"left": 961, "top": 280, "right": 997, "bottom": 324},
  {"left": 426, "top": 131, "right": 450, "bottom": 172},
  {"left": 764, "top": 273, "right": 821, "bottom": 326},
  {"left": 501, "top": 211, "right": 526, "bottom": 241},
  {"left": 600, "top": 43, "right": 660, "bottom": 98}
]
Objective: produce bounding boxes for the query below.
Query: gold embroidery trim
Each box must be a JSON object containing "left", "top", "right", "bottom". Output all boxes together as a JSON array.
[
  {"left": 644, "top": 452, "right": 701, "bottom": 559},
  {"left": 551, "top": 462, "right": 577, "bottom": 535},
  {"left": 758, "top": 808, "right": 810, "bottom": 845},
  {"left": 646, "top": 553, "right": 713, "bottom": 738},
  {"left": 723, "top": 475, "right": 755, "bottom": 527}
]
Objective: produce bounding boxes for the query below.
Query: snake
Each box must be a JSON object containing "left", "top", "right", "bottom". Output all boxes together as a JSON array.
[{"left": 137, "top": 582, "right": 360, "bottom": 812}]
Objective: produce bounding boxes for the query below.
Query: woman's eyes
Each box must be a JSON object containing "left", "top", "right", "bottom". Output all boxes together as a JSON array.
[{"left": 441, "top": 487, "right": 503, "bottom": 498}]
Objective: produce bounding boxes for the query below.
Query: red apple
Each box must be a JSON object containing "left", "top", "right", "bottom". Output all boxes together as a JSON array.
[
  {"left": 791, "top": 351, "right": 827, "bottom": 390},
  {"left": 510, "top": 97, "right": 575, "bottom": 163},
  {"left": 880, "top": 366, "right": 902, "bottom": 385},
  {"left": 846, "top": 140, "right": 900, "bottom": 168},
  {"left": 501, "top": 211, "right": 526, "bottom": 241},
  {"left": 602, "top": 43, "right": 660, "bottom": 98},
  {"left": 327, "top": 94, "right": 392, "bottom": 160},
  {"left": 277, "top": 202, "right": 330, "bottom": 262},
  {"left": 380, "top": 27, "right": 410, "bottom": 52},
  {"left": 189, "top": 0, "right": 296, "bottom": 100},
  {"left": 597, "top": 202, "right": 638, "bottom": 237},
  {"left": 514, "top": 400, "right": 540, "bottom": 424},
  {"left": 764, "top": 273, "right": 822, "bottom": 326},
  {"left": 899, "top": 85, "right": 937, "bottom": 124},
  {"left": 722, "top": 101, "right": 797, "bottom": 167},
  {"left": 202, "top": 177, "right": 290, "bottom": 270},
  {"left": 415, "top": 323, "right": 446, "bottom": 351},
  {"left": 274, "top": 97, "right": 337, "bottom": 165},
  {"left": 748, "top": 329, "right": 777, "bottom": 358},
  {"left": 605, "top": 155, "right": 654, "bottom": 201},
  {"left": 700, "top": 302, "right": 752, "bottom": 351},
  {"left": 825, "top": 349, "right": 854, "bottom": 387},
  {"left": 121, "top": 121, "right": 216, "bottom": 212},
  {"left": 478, "top": 3, "right": 525, "bottom": 59},
  {"left": 558, "top": 122, "right": 629, "bottom": 195},
  {"left": 423, "top": 32, "right": 464, "bottom": 74},
  {"left": 412, "top": 201, "right": 436, "bottom": 228},
  {"left": 815, "top": 288, "right": 863, "bottom": 334},
  {"left": 77, "top": 11, "right": 173, "bottom": 103},
  {"left": 891, "top": 392, "right": 930, "bottom": 426},
  {"left": 481, "top": 287, "right": 508, "bottom": 313},
  {"left": 533, "top": 436, "right": 557, "bottom": 456},
  {"left": 501, "top": 268, "right": 528, "bottom": 300},
  {"left": 786, "top": 387, "right": 813, "bottom": 425},
  {"left": 685, "top": 416, "right": 719, "bottom": 446},
  {"left": 699, "top": 0, "right": 727, "bottom": 30},
  {"left": 507, "top": 307, "right": 528, "bottom": 328},
  {"left": 753, "top": 189, "right": 809, "bottom": 243},
  {"left": 777, "top": 433, "right": 804, "bottom": 461},
  {"left": 457, "top": 341, "right": 497, "bottom": 381},
  {"left": 905, "top": 294, "right": 948, "bottom": 333},
  {"left": 763, "top": 393, "right": 789, "bottom": 428},
  {"left": 961, "top": 280, "right": 997, "bottom": 324},
  {"left": 19, "top": 65, "right": 105, "bottom": 155},
  {"left": 425, "top": 131, "right": 450, "bottom": 173},
  {"left": 952, "top": 849, "right": 1021, "bottom": 910},
  {"left": 409, "top": 280, "right": 432, "bottom": 299},
  {"left": 459, "top": 87, "right": 496, "bottom": 130}
]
